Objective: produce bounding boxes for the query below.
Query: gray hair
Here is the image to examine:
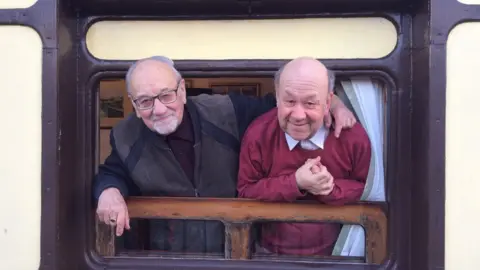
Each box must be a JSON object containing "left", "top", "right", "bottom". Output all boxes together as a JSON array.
[
  {"left": 125, "top": 55, "right": 182, "bottom": 94},
  {"left": 274, "top": 65, "right": 335, "bottom": 93}
]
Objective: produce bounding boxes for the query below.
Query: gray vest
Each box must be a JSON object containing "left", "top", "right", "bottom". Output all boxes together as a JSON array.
[{"left": 112, "top": 94, "right": 240, "bottom": 254}]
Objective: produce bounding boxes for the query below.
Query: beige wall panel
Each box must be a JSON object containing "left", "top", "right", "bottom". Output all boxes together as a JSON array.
[
  {"left": 0, "top": 0, "right": 37, "bottom": 9},
  {"left": 86, "top": 18, "right": 397, "bottom": 60},
  {"left": 0, "top": 26, "right": 42, "bottom": 270},
  {"left": 446, "top": 22, "right": 480, "bottom": 270}
]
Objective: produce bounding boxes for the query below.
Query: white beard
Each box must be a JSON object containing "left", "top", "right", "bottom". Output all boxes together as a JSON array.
[{"left": 152, "top": 115, "right": 179, "bottom": 135}]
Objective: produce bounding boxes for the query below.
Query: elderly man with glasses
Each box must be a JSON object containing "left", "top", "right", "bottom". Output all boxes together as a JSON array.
[{"left": 93, "top": 56, "right": 357, "bottom": 255}]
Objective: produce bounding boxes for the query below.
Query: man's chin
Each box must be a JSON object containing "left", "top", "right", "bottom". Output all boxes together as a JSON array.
[
  {"left": 152, "top": 120, "right": 179, "bottom": 135},
  {"left": 154, "top": 127, "right": 177, "bottom": 135},
  {"left": 287, "top": 131, "right": 310, "bottom": 141},
  {"left": 286, "top": 127, "right": 310, "bottom": 140}
]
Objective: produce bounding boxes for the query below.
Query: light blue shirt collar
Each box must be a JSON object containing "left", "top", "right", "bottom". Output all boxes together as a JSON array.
[{"left": 285, "top": 126, "right": 328, "bottom": 151}]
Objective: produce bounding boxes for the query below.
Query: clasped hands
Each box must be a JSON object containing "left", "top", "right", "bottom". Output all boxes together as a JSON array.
[{"left": 295, "top": 156, "right": 334, "bottom": 196}]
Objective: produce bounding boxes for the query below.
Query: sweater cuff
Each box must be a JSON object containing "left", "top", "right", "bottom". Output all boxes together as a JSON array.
[
  {"left": 317, "top": 184, "right": 339, "bottom": 203},
  {"left": 93, "top": 178, "right": 128, "bottom": 203},
  {"left": 286, "top": 173, "right": 307, "bottom": 201}
]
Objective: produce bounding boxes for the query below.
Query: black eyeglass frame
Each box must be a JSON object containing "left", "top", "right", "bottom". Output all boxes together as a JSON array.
[{"left": 131, "top": 79, "right": 183, "bottom": 110}]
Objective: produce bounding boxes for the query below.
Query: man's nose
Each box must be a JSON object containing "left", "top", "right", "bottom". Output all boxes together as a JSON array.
[
  {"left": 152, "top": 98, "right": 168, "bottom": 115},
  {"left": 290, "top": 105, "right": 306, "bottom": 120}
]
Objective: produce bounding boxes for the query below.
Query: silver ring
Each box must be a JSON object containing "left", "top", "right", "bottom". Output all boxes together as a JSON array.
[{"left": 109, "top": 212, "right": 117, "bottom": 224}]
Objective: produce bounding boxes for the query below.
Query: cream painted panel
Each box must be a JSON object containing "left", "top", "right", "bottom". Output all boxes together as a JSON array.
[
  {"left": 86, "top": 18, "right": 397, "bottom": 60},
  {"left": 0, "top": 0, "right": 37, "bottom": 9},
  {"left": 457, "top": 0, "right": 480, "bottom": 5},
  {"left": 446, "top": 22, "right": 480, "bottom": 270},
  {"left": 0, "top": 26, "right": 42, "bottom": 270}
]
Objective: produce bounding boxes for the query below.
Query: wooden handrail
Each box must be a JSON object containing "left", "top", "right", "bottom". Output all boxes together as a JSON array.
[{"left": 96, "top": 197, "right": 387, "bottom": 264}]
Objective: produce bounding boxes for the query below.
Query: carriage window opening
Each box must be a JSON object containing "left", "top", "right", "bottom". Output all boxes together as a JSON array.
[{"left": 95, "top": 76, "right": 388, "bottom": 264}]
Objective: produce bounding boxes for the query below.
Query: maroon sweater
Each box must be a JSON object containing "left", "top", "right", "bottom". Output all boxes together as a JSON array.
[{"left": 237, "top": 108, "right": 371, "bottom": 256}]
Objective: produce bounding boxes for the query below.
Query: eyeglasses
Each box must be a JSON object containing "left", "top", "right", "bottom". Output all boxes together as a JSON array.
[{"left": 132, "top": 82, "right": 180, "bottom": 110}]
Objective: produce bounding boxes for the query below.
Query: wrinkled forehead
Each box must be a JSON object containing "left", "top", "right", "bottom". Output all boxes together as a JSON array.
[
  {"left": 277, "top": 75, "right": 329, "bottom": 99},
  {"left": 130, "top": 65, "right": 178, "bottom": 97}
]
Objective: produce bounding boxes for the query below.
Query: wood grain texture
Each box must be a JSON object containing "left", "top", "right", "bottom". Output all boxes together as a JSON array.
[
  {"left": 95, "top": 215, "right": 115, "bottom": 257},
  {"left": 95, "top": 197, "right": 387, "bottom": 263},
  {"left": 224, "top": 222, "right": 252, "bottom": 260}
]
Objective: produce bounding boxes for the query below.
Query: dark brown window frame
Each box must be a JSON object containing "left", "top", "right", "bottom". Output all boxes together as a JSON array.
[
  {"left": 33, "top": 3, "right": 454, "bottom": 268},
  {"left": 74, "top": 12, "right": 412, "bottom": 270},
  {"left": 82, "top": 68, "right": 401, "bottom": 270}
]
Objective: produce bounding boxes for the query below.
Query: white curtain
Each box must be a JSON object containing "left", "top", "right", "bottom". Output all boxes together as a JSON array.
[{"left": 331, "top": 76, "right": 386, "bottom": 257}]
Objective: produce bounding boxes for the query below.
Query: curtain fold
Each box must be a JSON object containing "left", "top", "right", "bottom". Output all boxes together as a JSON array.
[{"left": 332, "top": 77, "right": 386, "bottom": 257}]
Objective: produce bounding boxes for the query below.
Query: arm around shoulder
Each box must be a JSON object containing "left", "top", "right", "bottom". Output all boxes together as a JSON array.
[{"left": 228, "top": 93, "right": 276, "bottom": 140}]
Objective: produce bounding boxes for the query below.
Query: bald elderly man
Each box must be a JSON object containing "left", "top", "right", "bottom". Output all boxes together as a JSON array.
[
  {"left": 93, "top": 56, "right": 357, "bottom": 254},
  {"left": 237, "top": 57, "right": 371, "bottom": 256}
]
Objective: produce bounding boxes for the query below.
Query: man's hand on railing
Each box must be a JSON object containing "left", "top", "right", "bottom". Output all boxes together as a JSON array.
[{"left": 96, "top": 187, "right": 131, "bottom": 236}]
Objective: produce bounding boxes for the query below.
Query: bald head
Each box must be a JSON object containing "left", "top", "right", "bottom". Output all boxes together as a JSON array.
[
  {"left": 274, "top": 57, "right": 335, "bottom": 93},
  {"left": 283, "top": 56, "right": 327, "bottom": 77}
]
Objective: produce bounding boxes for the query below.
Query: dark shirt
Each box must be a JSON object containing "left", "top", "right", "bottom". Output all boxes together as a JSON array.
[{"left": 165, "top": 109, "right": 195, "bottom": 185}]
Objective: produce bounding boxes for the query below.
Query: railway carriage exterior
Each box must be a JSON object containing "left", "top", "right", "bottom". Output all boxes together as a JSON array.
[{"left": 0, "top": 0, "right": 478, "bottom": 269}]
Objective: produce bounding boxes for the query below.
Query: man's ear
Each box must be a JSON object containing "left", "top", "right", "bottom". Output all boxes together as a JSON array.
[
  {"left": 180, "top": 79, "right": 187, "bottom": 104},
  {"left": 128, "top": 95, "right": 141, "bottom": 118},
  {"left": 275, "top": 89, "right": 281, "bottom": 107},
  {"left": 325, "top": 92, "right": 334, "bottom": 112},
  {"left": 135, "top": 107, "right": 141, "bottom": 118}
]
